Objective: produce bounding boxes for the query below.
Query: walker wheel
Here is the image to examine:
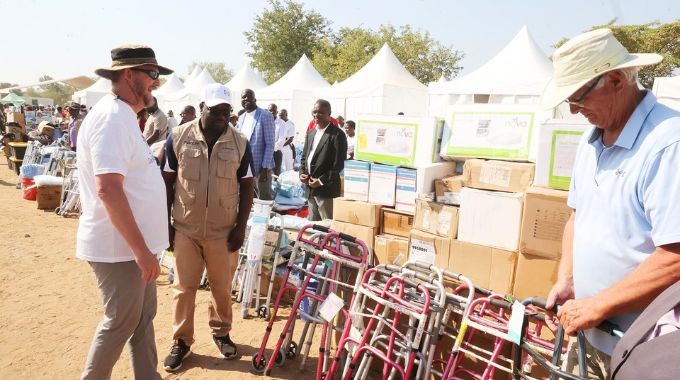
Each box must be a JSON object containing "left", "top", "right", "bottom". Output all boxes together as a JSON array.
[
  {"left": 286, "top": 341, "right": 298, "bottom": 359},
  {"left": 251, "top": 355, "right": 267, "bottom": 373},
  {"left": 257, "top": 305, "right": 270, "bottom": 319},
  {"left": 275, "top": 349, "right": 286, "bottom": 367},
  {"left": 54, "top": 207, "right": 61, "bottom": 214}
]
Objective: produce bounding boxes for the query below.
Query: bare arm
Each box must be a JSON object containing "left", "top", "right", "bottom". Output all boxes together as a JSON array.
[{"left": 96, "top": 173, "right": 160, "bottom": 281}]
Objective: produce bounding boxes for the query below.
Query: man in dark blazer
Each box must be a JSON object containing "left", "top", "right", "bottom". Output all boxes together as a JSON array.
[
  {"left": 611, "top": 280, "right": 680, "bottom": 379},
  {"left": 300, "top": 99, "right": 347, "bottom": 221}
]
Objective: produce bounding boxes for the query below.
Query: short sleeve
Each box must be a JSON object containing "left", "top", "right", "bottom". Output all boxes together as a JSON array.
[
  {"left": 90, "top": 115, "right": 133, "bottom": 176},
  {"left": 641, "top": 142, "right": 680, "bottom": 246}
]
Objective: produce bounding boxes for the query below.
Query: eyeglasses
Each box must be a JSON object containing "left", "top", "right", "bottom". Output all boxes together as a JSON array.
[
  {"left": 206, "top": 105, "right": 232, "bottom": 117},
  {"left": 565, "top": 74, "right": 604, "bottom": 107},
  {"left": 131, "top": 68, "right": 160, "bottom": 80}
]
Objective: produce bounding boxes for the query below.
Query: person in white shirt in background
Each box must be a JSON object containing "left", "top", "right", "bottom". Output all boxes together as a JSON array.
[
  {"left": 344, "top": 120, "right": 356, "bottom": 159},
  {"left": 278, "top": 109, "right": 296, "bottom": 171},
  {"left": 268, "top": 103, "right": 286, "bottom": 176},
  {"left": 167, "top": 109, "right": 178, "bottom": 130}
]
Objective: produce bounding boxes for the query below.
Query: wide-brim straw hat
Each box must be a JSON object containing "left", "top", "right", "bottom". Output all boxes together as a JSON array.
[
  {"left": 95, "top": 44, "right": 173, "bottom": 80},
  {"left": 540, "top": 28, "right": 662, "bottom": 110}
]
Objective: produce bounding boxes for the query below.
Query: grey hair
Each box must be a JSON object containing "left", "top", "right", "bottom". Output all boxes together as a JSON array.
[{"left": 595, "top": 66, "right": 640, "bottom": 89}]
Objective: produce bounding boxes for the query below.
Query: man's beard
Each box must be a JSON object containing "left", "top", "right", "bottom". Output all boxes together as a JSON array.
[{"left": 132, "top": 80, "right": 153, "bottom": 107}]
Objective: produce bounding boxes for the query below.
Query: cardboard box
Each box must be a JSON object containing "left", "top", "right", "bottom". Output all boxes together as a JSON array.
[
  {"left": 414, "top": 198, "right": 459, "bottom": 238},
  {"left": 6, "top": 112, "right": 26, "bottom": 127},
  {"left": 343, "top": 160, "right": 370, "bottom": 202},
  {"left": 464, "top": 159, "right": 535, "bottom": 193},
  {"left": 395, "top": 167, "right": 417, "bottom": 213},
  {"left": 330, "top": 220, "right": 378, "bottom": 252},
  {"left": 36, "top": 185, "right": 62, "bottom": 210},
  {"left": 355, "top": 115, "right": 444, "bottom": 168},
  {"left": 520, "top": 187, "right": 571, "bottom": 259},
  {"left": 380, "top": 208, "right": 414, "bottom": 238},
  {"left": 415, "top": 162, "right": 457, "bottom": 195},
  {"left": 333, "top": 198, "right": 382, "bottom": 228},
  {"left": 533, "top": 120, "right": 590, "bottom": 190},
  {"left": 441, "top": 104, "right": 552, "bottom": 161},
  {"left": 512, "top": 253, "right": 559, "bottom": 300},
  {"left": 458, "top": 187, "right": 524, "bottom": 251},
  {"left": 449, "top": 240, "right": 517, "bottom": 295},
  {"left": 368, "top": 163, "right": 397, "bottom": 206},
  {"left": 374, "top": 234, "right": 409, "bottom": 265},
  {"left": 435, "top": 174, "right": 466, "bottom": 205},
  {"left": 408, "top": 229, "right": 452, "bottom": 268}
]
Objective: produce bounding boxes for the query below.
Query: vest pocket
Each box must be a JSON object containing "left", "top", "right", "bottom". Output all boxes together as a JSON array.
[
  {"left": 216, "top": 194, "right": 239, "bottom": 229},
  {"left": 179, "top": 148, "right": 201, "bottom": 181}
]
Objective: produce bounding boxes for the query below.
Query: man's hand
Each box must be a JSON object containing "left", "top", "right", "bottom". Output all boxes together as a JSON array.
[
  {"left": 557, "top": 297, "right": 605, "bottom": 336},
  {"left": 227, "top": 225, "right": 247, "bottom": 252},
  {"left": 299, "top": 173, "right": 309, "bottom": 184},
  {"left": 545, "top": 279, "right": 575, "bottom": 331},
  {"left": 259, "top": 168, "right": 270, "bottom": 182},
  {"left": 135, "top": 250, "right": 161, "bottom": 282},
  {"left": 308, "top": 178, "right": 322, "bottom": 189}
]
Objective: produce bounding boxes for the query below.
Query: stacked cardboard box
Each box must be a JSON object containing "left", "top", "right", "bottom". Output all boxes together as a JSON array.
[
  {"left": 405, "top": 198, "right": 459, "bottom": 268},
  {"left": 331, "top": 198, "right": 382, "bottom": 253}
]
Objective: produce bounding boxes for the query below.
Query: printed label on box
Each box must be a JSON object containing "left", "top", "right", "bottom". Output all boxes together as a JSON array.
[
  {"left": 409, "top": 239, "right": 436, "bottom": 265},
  {"left": 479, "top": 164, "right": 512, "bottom": 188},
  {"left": 549, "top": 131, "right": 582, "bottom": 189}
]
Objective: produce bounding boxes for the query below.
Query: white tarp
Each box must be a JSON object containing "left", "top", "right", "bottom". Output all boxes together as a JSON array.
[
  {"left": 653, "top": 76, "right": 680, "bottom": 111},
  {"left": 226, "top": 64, "right": 268, "bottom": 112},
  {"left": 317, "top": 43, "right": 427, "bottom": 121},
  {"left": 72, "top": 77, "right": 111, "bottom": 107},
  {"left": 428, "top": 26, "right": 553, "bottom": 117},
  {"left": 257, "top": 55, "right": 329, "bottom": 140},
  {"left": 161, "top": 68, "right": 216, "bottom": 115}
]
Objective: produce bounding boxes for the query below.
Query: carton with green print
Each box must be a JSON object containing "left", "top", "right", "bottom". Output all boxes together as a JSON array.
[
  {"left": 533, "top": 119, "right": 591, "bottom": 190},
  {"left": 441, "top": 104, "right": 552, "bottom": 161},
  {"left": 355, "top": 115, "right": 444, "bottom": 168}
]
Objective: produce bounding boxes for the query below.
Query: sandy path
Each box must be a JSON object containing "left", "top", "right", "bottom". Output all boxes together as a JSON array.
[{"left": 0, "top": 164, "right": 320, "bottom": 380}]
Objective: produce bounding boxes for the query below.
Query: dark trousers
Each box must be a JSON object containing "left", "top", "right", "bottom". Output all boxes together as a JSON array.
[{"left": 273, "top": 150, "right": 283, "bottom": 176}]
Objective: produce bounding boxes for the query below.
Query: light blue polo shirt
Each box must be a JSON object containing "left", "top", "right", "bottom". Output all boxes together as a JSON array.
[{"left": 568, "top": 91, "right": 680, "bottom": 355}]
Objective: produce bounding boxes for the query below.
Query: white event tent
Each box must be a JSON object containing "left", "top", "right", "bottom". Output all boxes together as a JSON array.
[
  {"left": 317, "top": 43, "right": 427, "bottom": 121},
  {"left": 427, "top": 26, "right": 553, "bottom": 117},
  {"left": 226, "top": 64, "right": 267, "bottom": 112},
  {"left": 161, "top": 68, "right": 216, "bottom": 115},
  {"left": 155, "top": 73, "right": 184, "bottom": 96},
  {"left": 182, "top": 66, "right": 202, "bottom": 89},
  {"left": 653, "top": 76, "right": 680, "bottom": 110},
  {"left": 72, "top": 77, "right": 111, "bottom": 107},
  {"left": 256, "top": 54, "right": 329, "bottom": 138}
]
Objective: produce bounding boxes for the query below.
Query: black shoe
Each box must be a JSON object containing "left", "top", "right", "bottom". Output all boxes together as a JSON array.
[
  {"left": 163, "top": 339, "right": 191, "bottom": 372},
  {"left": 213, "top": 334, "right": 238, "bottom": 359}
]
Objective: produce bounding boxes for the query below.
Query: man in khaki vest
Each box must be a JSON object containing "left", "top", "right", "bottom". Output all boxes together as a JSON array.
[{"left": 161, "top": 83, "right": 254, "bottom": 371}]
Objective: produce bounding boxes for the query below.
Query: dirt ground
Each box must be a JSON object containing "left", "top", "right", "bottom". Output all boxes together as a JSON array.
[{"left": 0, "top": 163, "right": 320, "bottom": 380}]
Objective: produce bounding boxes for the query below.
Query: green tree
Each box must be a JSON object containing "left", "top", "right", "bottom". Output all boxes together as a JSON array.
[
  {"left": 245, "top": 0, "right": 331, "bottom": 83},
  {"left": 28, "top": 75, "right": 76, "bottom": 105},
  {"left": 188, "top": 62, "right": 234, "bottom": 84},
  {"left": 555, "top": 20, "right": 680, "bottom": 88},
  {"left": 313, "top": 25, "right": 464, "bottom": 84},
  {"left": 0, "top": 82, "right": 23, "bottom": 96}
]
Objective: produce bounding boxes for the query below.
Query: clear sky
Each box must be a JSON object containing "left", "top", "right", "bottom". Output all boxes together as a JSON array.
[{"left": 1, "top": 0, "right": 677, "bottom": 85}]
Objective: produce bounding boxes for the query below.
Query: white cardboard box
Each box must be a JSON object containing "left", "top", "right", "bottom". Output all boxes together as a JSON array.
[
  {"left": 368, "top": 163, "right": 397, "bottom": 206},
  {"left": 395, "top": 167, "right": 417, "bottom": 213},
  {"left": 356, "top": 115, "right": 445, "bottom": 168},
  {"left": 441, "top": 104, "right": 552, "bottom": 161},
  {"left": 533, "top": 120, "right": 590, "bottom": 190},
  {"left": 458, "top": 187, "right": 524, "bottom": 251},
  {"left": 343, "top": 160, "right": 371, "bottom": 202}
]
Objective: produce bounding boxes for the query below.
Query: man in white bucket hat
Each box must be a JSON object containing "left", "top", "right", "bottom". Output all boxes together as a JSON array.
[{"left": 543, "top": 28, "right": 680, "bottom": 378}]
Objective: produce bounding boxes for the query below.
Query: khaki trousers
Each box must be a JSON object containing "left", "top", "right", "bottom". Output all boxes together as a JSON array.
[
  {"left": 82, "top": 261, "right": 161, "bottom": 380},
  {"left": 172, "top": 230, "right": 238, "bottom": 345},
  {"left": 563, "top": 336, "right": 612, "bottom": 380}
]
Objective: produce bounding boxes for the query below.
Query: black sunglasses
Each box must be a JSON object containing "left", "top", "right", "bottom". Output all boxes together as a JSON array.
[
  {"left": 206, "top": 105, "right": 232, "bottom": 117},
  {"left": 131, "top": 68, "right": 160, "bottom": 80},
  {"left": 565, "top": 74, "right": 604, "bottom": 107}
]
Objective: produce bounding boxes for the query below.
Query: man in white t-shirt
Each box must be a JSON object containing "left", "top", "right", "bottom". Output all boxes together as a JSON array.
[
  {"left": 269, "top": 103, "right": 286, "bottom": 175},
  {"left": 76, "top": 44, "right": 172, "bottom": 380}
]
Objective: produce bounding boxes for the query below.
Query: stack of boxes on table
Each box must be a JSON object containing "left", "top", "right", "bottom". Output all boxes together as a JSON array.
[
  {"left": 329, "top": 112, "right": 590, "bottom": 300},
  {"left": 2, "top": 112, "right": 27, "bottom": 175}
]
